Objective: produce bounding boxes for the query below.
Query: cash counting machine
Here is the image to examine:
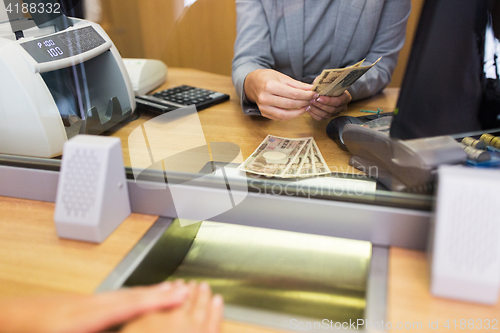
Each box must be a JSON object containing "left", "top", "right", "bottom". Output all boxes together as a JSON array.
[{"left": 0, "top": 15, "right": 135, "bottom": 158}]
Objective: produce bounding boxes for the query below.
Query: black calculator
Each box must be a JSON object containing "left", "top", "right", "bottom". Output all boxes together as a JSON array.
[{"left": 135, "top": 85, "right": 230, "bottom": 114}]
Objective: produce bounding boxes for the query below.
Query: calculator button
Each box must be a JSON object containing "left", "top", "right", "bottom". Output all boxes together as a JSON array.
[{"left": 143, "top": 85, "right": 229, "bottom": 111}]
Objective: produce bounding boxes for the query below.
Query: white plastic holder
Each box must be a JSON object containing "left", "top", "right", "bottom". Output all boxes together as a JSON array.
[
  {"left": 54, "top": 135, "right": 131, "bottom": 243},
  {"left": 429, "top": 165, "right": 500, "bottom": 304}
]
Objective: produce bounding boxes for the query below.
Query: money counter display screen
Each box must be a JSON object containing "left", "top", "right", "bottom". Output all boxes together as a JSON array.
[{"left": 21, "top": 26, "right": 106, "bottom": 64}]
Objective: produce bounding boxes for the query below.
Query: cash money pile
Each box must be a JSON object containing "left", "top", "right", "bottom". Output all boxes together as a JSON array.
[
  {"left": 237, "top": 135, "right": 330, "bottom": 178},
  {"left": 312, "top": 57, "right": 382, "bottom": 97}
]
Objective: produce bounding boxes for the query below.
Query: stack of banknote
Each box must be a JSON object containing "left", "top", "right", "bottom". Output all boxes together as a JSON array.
[
  {"left": 312, "top": 57, "right": 382, "bottom": 97},
  {"left": 237, "top": 135, "right": 331, "bottom": 178}
]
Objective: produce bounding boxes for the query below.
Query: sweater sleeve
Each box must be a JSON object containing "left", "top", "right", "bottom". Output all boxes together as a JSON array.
[
  {"left": 348, "top": 0, "right": 411, "bottom": 101},
  {"left": 231, "top": 0, "right": 275, "bottom": 115}
]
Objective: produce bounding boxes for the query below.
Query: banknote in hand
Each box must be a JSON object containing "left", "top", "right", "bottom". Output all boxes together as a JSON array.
[{"left": 312, "top": 57, "right": 382, "bottom": 97}]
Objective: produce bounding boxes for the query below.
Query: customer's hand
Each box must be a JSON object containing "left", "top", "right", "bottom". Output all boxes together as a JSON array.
[
  {"left": 0, "top": 282, "right": 190, "bottom": 333},
  {"left": 244, "top": 69, "right": 316, "bottom": 121},
  {"left": 307, "top": 91, "right": 352, "bottom": 121},
  {"left": 120, "top": 281, "right": 224, "bottom": 333}
]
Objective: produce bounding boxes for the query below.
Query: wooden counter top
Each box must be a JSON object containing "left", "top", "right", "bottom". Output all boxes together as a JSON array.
[
  {"left": 1, "top": 196, "right": 498, "bottom": 333},
  {"left": 106, "top": 68, "right": 399, "bottom": 176},
  {"left": 1, "top": 69, "right": 497, "bottom": 332}
]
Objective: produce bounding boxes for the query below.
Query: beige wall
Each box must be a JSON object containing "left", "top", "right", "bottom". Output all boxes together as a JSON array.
[
  {"left": 101, "top": 0, "right": 236, "bottom": 75},
  {"left": 102, "top": 0, "right": 424, "bottom": 86},
  {"left": 100, "top": 0, "right": 144, "bottom": 58}
]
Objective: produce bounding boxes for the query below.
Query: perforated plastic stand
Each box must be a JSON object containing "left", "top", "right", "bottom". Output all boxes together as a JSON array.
[
  {"left": 430, "top": 165, "right": 500, "bottom": 304},
  {"left": 54, "top": 135, "right": 131, "bottom": 243}
]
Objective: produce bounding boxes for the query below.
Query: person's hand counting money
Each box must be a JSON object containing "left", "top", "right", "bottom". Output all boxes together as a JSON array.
[
  {"left": 244, "top": 69, "right": 316, "bottom": 121},
  {"left": 306, "top": 91, "right": 352, "bottom": 121},
  {"left": 232, "top": 1, "right": 410, "bottom": 118}
]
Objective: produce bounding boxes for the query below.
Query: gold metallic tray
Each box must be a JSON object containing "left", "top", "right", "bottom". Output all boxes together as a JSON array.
[{"left": 122, "top": 219, "right": 372, "bottom": 325}]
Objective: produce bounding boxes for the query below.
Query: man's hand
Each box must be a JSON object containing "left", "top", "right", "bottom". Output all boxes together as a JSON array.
[
  {"left": 244, "top": 69, "right": 316, "bottom": 121},
  {"left": 307, "top": 91, "right": 352, "bottom": 121}
]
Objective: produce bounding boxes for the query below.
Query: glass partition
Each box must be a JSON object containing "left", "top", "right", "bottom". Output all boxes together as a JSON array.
[{"left": 0, "top": 0, "right": 437, "bottom": 214}]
